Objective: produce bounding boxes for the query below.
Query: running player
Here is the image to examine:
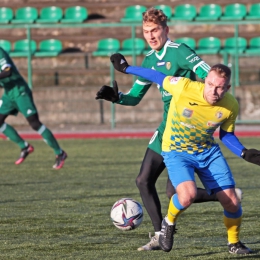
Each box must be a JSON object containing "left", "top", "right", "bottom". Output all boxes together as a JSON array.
[
  {"left": 0, "top": 47, "right": 67, "bottom": 169},
  {"left": 111, "top": 55, "right": 258, "bottom": 254},
  {"left": 96, "top": 8, "right": 241, "bottom": 251}
]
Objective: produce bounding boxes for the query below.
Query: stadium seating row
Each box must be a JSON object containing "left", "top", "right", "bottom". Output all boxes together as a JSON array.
[
  {"left": 1, "top": 3, "right": 260, "bottom": 24},
  {"left": 1, "top": 36, "right": 260, "bottom": 58},
  {"left": 93, "top": 37, "right": 260, "bottom": 56},
  {"left": 0, "top": 39, "right": 62, "bottom": 57},
  {"left": 121, "top": 3, "right": 260, "bottom": 22},
  {"left": 0, "top": 6, "right": 88, "bottom": 24}
]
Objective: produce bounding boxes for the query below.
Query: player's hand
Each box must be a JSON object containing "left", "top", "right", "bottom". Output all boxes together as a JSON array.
[
  {"left": 242, "top": 148, "right": 260, "bottom": 166},
  {"left": 110, "top": 53, "right": 129, "bottom": 74},
  {"left": 95, "top": 80, "right": 119, "bottom": 103}
]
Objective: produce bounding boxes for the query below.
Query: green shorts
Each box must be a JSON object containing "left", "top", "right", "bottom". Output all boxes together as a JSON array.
[
  {"left": 0, "top": 91, "right": 37, "bottom": 118},
  {"left": 147, "top": 129, "right": 163, "bottom": 155}
]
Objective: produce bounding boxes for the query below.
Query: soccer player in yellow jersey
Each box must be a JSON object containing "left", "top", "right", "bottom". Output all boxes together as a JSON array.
[{"left": 110, "top": 53, "right": 260, "bottom": 254}]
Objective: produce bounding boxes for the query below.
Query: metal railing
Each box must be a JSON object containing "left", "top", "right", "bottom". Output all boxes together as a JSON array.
[{"left": 1, "top": 20, "right": 260, "bottom": 126}]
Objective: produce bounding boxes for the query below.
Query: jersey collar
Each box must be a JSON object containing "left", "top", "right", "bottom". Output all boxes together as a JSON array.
[{"left": 155, "top": 39, "right": 171, "bottom": 60}]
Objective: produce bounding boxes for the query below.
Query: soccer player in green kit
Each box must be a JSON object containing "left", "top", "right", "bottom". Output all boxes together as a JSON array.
[
  {"left": 0, "top": 47, "right": 67, "bottom": 169},
  {"left": 96, "top": 7, "right": 241, "bottom": 250}
]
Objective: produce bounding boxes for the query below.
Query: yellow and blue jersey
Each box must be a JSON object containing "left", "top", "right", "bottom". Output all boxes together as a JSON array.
[{"left": 161, "top": 76, "right": 239, "bottom": 153}]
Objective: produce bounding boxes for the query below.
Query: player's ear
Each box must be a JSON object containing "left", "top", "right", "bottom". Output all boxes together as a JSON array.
[
  {"left": 165, "top": 26, "right": 169, "bottom": 34},
  {"left": 227, "top": 84, "right": 231, "bottom": 91}
]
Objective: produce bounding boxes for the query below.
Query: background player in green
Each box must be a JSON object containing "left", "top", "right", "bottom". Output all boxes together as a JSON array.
[
  {"left": 0, "top": 47, "right": 67, "bottom": 169},
  {"left": 96, "top": 7, "right": 242, "bottom": 251}
]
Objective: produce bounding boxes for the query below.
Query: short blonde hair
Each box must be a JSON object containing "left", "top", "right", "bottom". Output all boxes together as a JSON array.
[
  {"left": 142, "top": 7, "right": 168, "bottom": 28},
  {"left": 210, "top": 64, "right": 231, "bottom": 81}
]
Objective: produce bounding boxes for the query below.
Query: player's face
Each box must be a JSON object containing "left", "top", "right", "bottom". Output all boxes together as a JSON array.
[
  {"left": 204, "top": 70, "right": 231, "bottom": 105},
  {"left": 143, "top": 22, "right": 169, "bottom": 51}
]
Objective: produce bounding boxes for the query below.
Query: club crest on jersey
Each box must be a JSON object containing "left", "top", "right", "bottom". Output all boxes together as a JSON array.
[
  {"left": 166, "top": 62, "right": 171, "bottom": 70},
  {"left": 157, "top": 61, "right": 166, "bottom": 67},
  {"left": 215, "top": 111, "right": 223, "bottom": 119},
  {"left": 207, "top": 121, "right": 220, "bottom": 127},
  {"left": 182, "top": 108, "right": 193, "bottom": 118},
  {"left": 168, "top": 76, "right": 181, "bottom": 84}
]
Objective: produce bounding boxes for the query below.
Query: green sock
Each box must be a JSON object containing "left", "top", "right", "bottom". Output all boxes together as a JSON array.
[
  {"left": 38, "top": 125, "right": 61, "bottom": 155},
  {"left": 1, "top": 123, "right": 27, "bottom": 149}
]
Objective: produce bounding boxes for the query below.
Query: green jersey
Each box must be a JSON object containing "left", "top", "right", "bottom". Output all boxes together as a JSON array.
[
  {"left": 117, "top": 40, "right": 210, "bottom": 133},
  {"left": 0, "top": 47, "right": 30, "bottom": 99}
]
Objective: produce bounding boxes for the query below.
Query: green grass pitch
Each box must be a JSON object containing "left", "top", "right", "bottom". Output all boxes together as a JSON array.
[{"left": 0, "top": 138, "right": 259, "bottom": 259}]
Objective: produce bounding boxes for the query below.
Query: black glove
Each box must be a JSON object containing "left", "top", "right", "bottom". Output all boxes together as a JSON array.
[
  {"left": 95, "top": 80, "right": 119, "bottom": 103},
  {"left": 241, "top": 148, "right": 260, "bottom": 166},
  {"left": 110, "top": 53, "right": 129, "bottom": 73}
]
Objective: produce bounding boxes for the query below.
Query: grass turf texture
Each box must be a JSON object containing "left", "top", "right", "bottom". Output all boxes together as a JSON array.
[{"left": 0, "top": 138, "right": 259, "bottom": 259}]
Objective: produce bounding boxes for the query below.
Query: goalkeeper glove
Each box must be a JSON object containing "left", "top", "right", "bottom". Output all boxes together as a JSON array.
[
  {"left": 241, "top": 148, "right": 260, "bottom": 166},
  {"left": 110, "top": 53, "right": 129, "bottom": 73},
  {"left": 95, "top": 80, "right": 119, "bottom": 103}
]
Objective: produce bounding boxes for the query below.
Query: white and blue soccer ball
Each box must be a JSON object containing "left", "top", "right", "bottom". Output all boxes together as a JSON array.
[{"left": 110, "top": 198, "right": 143, "bottom": 231}]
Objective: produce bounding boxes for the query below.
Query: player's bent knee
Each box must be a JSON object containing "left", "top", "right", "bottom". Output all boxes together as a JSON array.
[
  {"left": 136, "top": 175, "right": 150, "bottom": 190},
  {"left": 26, "top": 114, "right": 42, "bottom": 131},
  {"left": 29, "top": 120, "right": 42, "bottom": 131}
]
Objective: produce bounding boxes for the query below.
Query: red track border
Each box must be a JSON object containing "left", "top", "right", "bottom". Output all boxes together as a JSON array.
[{"left": 1, "top": 131, "right": 260, "bottom": 140}]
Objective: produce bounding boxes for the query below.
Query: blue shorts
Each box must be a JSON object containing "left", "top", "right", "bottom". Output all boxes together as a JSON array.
[{"left": 161, "top": 144, "right": 235, "bottom": 194}]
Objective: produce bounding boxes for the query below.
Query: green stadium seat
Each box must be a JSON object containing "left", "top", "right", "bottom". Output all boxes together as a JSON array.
[
  {"left": 219, "top": 37, "right": 247, "bottom": 54},
  {"left": 92, "top": 38, "right": 120, "bottom": 56},
  {"left": 245, "top": 3, "right": 260, "bottom": 20},
  {"left": 245, "top": 37, "right": 260, "bottom": 55},
  {"left": 0, "top": 7, "right": 13, "bottom": 24},
  {"left": 0, "top": 40, "right": 11, "bottom": 53},
  {"left": 35, "top": 39, "right": 63, "bottom": 57},
  {"left": 120, "top": 5, "right": 147, "bottom": 22},
  {"left": 171, "top": 4, "right": 197, "bottom": 21},
  {"left": 196, "top": 4, "right": 222, "bottom": 21},
  {"left": 12, "top": 7, "right": 38, "bottom": 23},
  {"left": 220, "top": 4, "right": 247, "bottom": 20},
  {"left": 119, "top": 38, "right": 145, "bottom": 55},
  {"left": 10, "top": 39, "right": 37, "bottom": 57},
  {"left": 36, "top": 6, "right": 63, "bottom": 23},
  {"left": 174, "top": 37, "right": 196, "bottom": 49},
  {"left": 154, "top": 5, "right": 172, "bottom": 20},
  {"left": 196, "top": 37, "right": 221, "bottom": 55},
  {"left": 60, "top": 6, "right": 88, "bottom": 23}
]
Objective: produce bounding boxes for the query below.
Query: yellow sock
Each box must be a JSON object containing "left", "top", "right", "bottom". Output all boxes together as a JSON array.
[
  {"left": 167, "top": 195, "right": 185, "bottom": 224},
  {"left": 223, "top": 215, "right": 242, "bottom": 244}
]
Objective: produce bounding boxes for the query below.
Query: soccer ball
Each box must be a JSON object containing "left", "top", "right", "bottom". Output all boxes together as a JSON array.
[{"left": 110, "top": 198, "right": 143, "bottom": 231}]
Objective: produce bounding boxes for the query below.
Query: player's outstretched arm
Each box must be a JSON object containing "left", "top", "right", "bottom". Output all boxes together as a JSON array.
[
  {"left": 220, "top": 128, "right": 260, "bottom": 166},
  {"left": 95, "top": 80, "right": 119, "bottom": 103},
  {"left": 110, "top": 53, "right": 166, "bottom": 86}
]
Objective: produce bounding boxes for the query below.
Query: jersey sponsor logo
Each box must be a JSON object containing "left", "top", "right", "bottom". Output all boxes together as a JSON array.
[
  {"left": 182, "top": 108, "right": 193, "bottom": 118},
  {"left": 189, "top": 56, "right": 200, "bottom": 63},
  {"left": 189, "top": 102, "right": 198, "bottom": 106},
  {"left": 168, "top": 76, "right": 181, "bottom": 84},
  {"left": 207, "top": 121, "right": 220, "bottom": 127},
  {"left": 166, "top": 62, "right": 171, "bottom": 70},
  {"left": 215, "top": 111, "right": 223, "bottom": 119},
  {"left": 180, "top": 121, "right": 196, "bottom": 129},
  {"left": 149, "top": 130, "right": 158, "bottom": 144},
  {"left": 0, "top": 100, "right": 2, "bottom": 107},
  {"left": 157, "top": 61, "right": 166, "bottom": 66},
  {"left": 186, "top": 53, "right": 194, "bottom": 60}
]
